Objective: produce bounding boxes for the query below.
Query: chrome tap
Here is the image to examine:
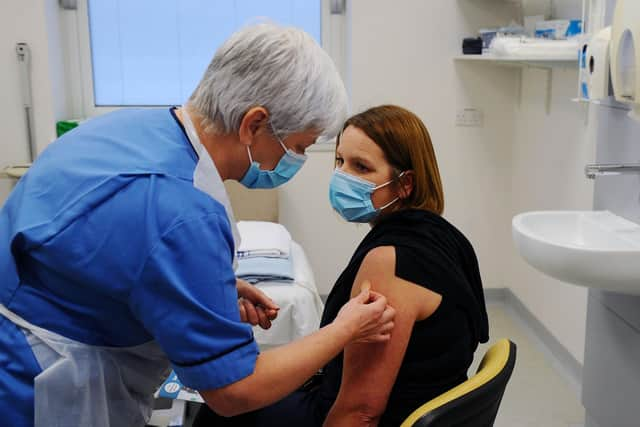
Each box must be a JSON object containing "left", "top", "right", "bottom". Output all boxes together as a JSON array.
[{"left": 585, "top": 163, "right": 640, "bottom": 179}]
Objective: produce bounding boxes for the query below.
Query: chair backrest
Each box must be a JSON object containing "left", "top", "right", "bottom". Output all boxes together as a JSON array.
[{"left": 400, "top": 338, "right": 517, "bottom": 427}]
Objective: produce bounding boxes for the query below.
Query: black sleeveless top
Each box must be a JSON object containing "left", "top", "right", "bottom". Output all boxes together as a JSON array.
[{"left": 316, "top": 209, "right": 489, "bottom": 426}]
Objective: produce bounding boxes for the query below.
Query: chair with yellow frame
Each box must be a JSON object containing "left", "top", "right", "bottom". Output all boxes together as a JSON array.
[{"left": 400, "top": 338, "right": 516, "bottom": 427}]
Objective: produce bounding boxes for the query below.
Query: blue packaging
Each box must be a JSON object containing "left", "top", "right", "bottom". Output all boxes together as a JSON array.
[{"left": 535, "top": 20, "right": 583, "bottom": 39}]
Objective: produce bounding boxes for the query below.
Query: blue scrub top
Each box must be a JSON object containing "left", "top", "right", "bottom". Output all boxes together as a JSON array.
[{"left": 0, "top": 109, "right": 258, "bottom": 425}]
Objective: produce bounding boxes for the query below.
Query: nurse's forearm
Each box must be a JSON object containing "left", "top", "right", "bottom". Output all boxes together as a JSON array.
[
  {"left": 201, "top": 287, "right": 393, "bottom": 416},
  {"left": 200, "top": 321, "right": 354, "bottom": 417}
]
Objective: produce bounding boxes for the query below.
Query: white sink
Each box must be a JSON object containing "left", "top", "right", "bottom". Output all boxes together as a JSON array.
[{"left": 512, "top": 211, "right": 640, "bottom": 295}]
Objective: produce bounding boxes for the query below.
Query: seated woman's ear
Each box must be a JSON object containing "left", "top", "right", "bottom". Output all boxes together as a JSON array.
[{"left": 398, "top": 171, "right": 415, "bottom": 199}]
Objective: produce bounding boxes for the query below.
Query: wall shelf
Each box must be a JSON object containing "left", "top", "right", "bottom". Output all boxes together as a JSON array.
[
  {"left": 455, "top": 55, "right": 579, "bottom": 114},
  {"left": 458, "top": 0, "right": 587, "bottom": 114},
  {"left": 454, "top": 55, "right": 578, "bottom": 69},
  {"left": 571, "top": 97, "right": 633, "bottom": 112}
]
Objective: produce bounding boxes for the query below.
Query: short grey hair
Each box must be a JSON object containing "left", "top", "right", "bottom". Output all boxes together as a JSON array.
[{"left": 189, "top": 22, "right": 348, "bottom": 139}]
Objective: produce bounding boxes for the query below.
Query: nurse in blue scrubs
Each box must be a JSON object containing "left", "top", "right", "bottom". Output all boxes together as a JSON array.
[{"left": 0, "top": 23, "right": 395, "bottom": 427}]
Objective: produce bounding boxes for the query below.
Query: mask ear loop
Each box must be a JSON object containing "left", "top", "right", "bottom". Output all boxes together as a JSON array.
[
  {"left": 375, "top": 171, "right": 407, "bottom": 211},
  {"left": 269, "top": 121, "right": 289, "bottom": 154},
  {"left": 373, "top": 170, "right": 407, "bottom": 191},
  {"left": 246, "top": 146, "right": 254, "bottom": 164},
  {"left": 378, "top": 196, "right": 400, "bottom": 211},
  {"left": 246, "top": 119, "right": 279, "bottom": 168},
  {"left": 394, "top": 170, "right": 410, "bottom": 202}
]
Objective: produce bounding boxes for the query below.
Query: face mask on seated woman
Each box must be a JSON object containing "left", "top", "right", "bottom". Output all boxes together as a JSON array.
[{"left": 329, "top": 169, "right": 407, "bottom": 223}]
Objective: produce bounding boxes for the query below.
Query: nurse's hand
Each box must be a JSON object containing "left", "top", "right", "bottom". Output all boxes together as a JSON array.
[
  {"left": 334, "top": 281, "right": 396, "bottom": 343},
  {"left": 236, "top": 279, "right": 279, "bottom": 329}
]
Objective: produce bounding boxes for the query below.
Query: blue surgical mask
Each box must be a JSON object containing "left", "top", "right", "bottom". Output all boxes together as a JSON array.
[
  {"left": 239, "top": 128, "right": 307, "bottom": 189},
  {"left": 329, "top": 169, "right": 405, "bottom": 223}
]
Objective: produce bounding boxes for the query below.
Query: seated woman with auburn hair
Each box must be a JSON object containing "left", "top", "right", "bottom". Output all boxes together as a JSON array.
[{"left": 195, "top": 105, "right": 489, "bottom": 426}]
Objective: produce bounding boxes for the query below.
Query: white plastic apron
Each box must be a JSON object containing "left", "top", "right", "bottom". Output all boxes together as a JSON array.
[
  {"left": 180, "top": 106, "right": 241, "bottom": 268},
  {"left": 0, "top": 304, "right": 171, "bottom": 427}
]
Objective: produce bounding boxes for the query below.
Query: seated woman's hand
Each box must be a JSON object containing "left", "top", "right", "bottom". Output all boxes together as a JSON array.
[{"left": 334, "top": 281, "right": 396, "bottom": 343}]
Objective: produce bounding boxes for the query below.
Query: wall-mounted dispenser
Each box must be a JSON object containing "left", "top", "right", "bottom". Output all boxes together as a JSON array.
[
  {"left": 579, "top": 39, "right": 590, "bottom": 100},
  {"left": 610, "top": 0, "right": 640, "bottom": 121},
  {"left": 586, "top": 27, "right": 612, "bottom": 101}
]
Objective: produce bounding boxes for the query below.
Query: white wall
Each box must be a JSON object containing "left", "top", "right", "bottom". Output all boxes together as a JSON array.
[
  {"left": 505, "top": 0, "right": 598, "bottom": 366},
  {"left": 508, "top": 68, "right": 595, "bottom": 364},
  {"left": 280, "top": 0, "right": 520, "bottom": 295},
  {"left": 506, "top": 0, "right": 629, "bottom": 367},
  {"left": 0, "top": 1, "right": 67, "bottom": 203}
]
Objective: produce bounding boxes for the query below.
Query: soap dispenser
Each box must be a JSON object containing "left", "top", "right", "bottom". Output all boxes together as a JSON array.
[{"left": 586, "top": 27, "right": 612, "bottom": 101}]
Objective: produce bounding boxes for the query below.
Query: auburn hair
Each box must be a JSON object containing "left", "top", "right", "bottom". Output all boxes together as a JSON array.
[{"left": 337, "top": 105, "right": 444, "bottom": 215}]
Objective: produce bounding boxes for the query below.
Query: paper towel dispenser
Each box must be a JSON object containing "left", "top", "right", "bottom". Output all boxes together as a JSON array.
[
  {"left": 616, "top": 30, "right": 636, "bottom": 101},
  {"left": 610, "top": 0, "right": 640, "bottom": 120},
  {"left": 585, "top": 27, "right": 612, "bottom": 101}
]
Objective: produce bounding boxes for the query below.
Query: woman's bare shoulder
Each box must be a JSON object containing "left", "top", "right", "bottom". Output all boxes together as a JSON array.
[{"left": 356, "top": 246, "right": 442, "bottom": 322}]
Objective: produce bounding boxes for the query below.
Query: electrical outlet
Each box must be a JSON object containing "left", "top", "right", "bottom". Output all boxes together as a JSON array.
[{"left": 456, "top": 108, "right": 484, "bottom": 127}]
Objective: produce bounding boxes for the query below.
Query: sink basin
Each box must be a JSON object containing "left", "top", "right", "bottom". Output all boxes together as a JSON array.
[{"left": 512, "top": 211, "right": 640, "bottom": 295}]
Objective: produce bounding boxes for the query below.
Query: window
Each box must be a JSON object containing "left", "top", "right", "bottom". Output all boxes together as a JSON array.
[{"left": 79, "top": 0, "right": 332, "bottom": 109}]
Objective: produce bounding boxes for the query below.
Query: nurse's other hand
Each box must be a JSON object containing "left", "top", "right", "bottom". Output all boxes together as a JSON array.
[
  {"left": 334, "top": 283, "right": 396, "bottom": 343},
  {"left": 236, "top": 279, "right": 279, "bottom": 329},
  {"left": 239, "top": 298, "right": 274, "bottom": 329}
]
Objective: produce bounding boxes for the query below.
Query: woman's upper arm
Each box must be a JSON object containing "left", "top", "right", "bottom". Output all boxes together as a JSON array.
[{"left": 332, "top": 246, "right": 442, "bottom": 419}]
